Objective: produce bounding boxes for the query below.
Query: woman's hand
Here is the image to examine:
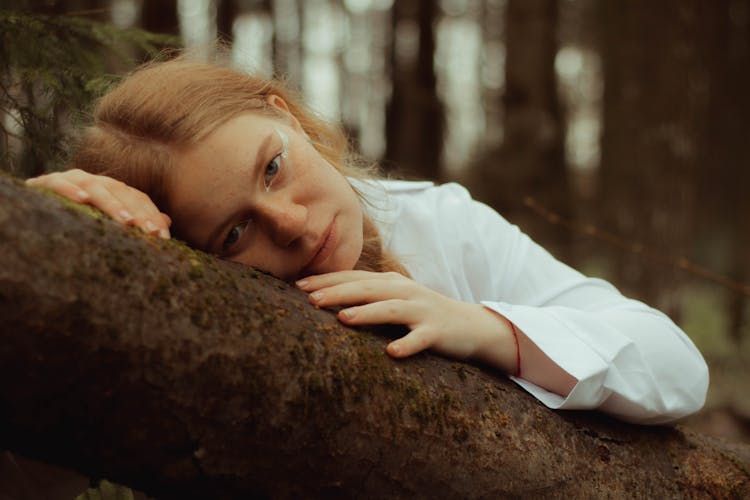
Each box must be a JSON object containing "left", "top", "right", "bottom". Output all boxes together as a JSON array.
[
  {"left": 296, "top": 270, "right": 519, "bottom": 374},
  {"left": 25, "top": 169, "right": 171, "bottom": 239}
]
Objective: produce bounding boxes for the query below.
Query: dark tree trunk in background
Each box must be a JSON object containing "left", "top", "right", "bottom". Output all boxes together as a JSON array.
[
  {"left": 692, "top": 0, "right": 750, "bottom": 346},
  {"left": 141, "top": 0, "right": 179, "bottom": 35},
  {"left": 217, "top": 0, "right": 238, "bottom": 42},
  {"left": 385, "top": 0, "right": 444, "bottom": 180},
  {"left": 469, "top": 0, "right": 569, "bottom": 258},
  {"left": 2, "top": 173, "right": 750, "bottom": 497},
  {"left": 599, "top": 1, "right": 726, "bottom": 316}
]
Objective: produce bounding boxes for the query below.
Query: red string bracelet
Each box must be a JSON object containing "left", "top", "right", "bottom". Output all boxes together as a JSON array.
[{"left": 506, "top": 318, "right": 521, "bottom": 378}]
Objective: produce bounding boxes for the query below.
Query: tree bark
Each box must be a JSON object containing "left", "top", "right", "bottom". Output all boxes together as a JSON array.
[{"left": 0, "top": 173, "right": 748, "bottom": 498}]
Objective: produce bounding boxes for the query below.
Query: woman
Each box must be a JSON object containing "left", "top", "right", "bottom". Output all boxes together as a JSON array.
[{"left": 27, "top": 58, "right": 708, "bottom": 425}]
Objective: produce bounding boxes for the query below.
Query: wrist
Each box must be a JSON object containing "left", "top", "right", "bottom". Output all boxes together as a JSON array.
[{"left": 469, "top": 304, "right": 520, "bottom": 376}]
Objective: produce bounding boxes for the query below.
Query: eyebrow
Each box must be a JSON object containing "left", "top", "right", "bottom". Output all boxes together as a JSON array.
[{"left": 203, "top": 132, "right": 275, "bottom": 253}]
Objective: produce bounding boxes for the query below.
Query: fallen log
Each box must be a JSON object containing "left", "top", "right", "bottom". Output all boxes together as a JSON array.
[{"left": 0, "top": 173, "right": 748, "bottom": 498}]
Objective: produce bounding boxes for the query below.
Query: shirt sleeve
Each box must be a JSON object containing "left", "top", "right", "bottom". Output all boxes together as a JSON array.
[{"left": 438, "top": 184, "right": 709, "bottom": 425}]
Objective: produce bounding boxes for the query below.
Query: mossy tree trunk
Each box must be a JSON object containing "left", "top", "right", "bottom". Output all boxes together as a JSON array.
[{"left": 0, "top": 173, "right": 748, "bottom": 498}]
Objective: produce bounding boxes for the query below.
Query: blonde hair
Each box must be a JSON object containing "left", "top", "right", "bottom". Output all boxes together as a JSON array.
[{"left": 74, "top": 58, "right": 408, "bottom": 276}]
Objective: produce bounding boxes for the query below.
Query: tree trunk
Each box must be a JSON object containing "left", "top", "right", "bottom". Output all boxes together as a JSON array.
[
  {"left": 468, "top": 0, "right": 569, "bottom": 259},
  {"left": 384, "top": 0, "right": 444, "bottom": 180},
  {"left": 0, "top": 173, "right": 748, "bottom": 498},
  {"left": 217, "top": 0, "right": 238, "bottom": 42},
  {"left": 141, "top": 0, "right": 179, "bottom": 35},
  {"left": 598, "top": 0, "right": 721, "bottom": 315},
  {"left": 694, "top": 0, "right": 750, "bottom": 347}
]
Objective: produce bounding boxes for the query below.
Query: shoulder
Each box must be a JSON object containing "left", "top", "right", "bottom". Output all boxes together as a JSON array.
[
  {"left": 352, "top": 178, "right": 473, "bottom": 206},
  {"left": 348, "top": 178, "right": 436, "bottom": 199},
  {"left": 356, "top": 180, "right": 482, "bottom": 230},
  {"left": 349, "top": 179, "right": 481, "bottom": 251},
  {"left": 378, "top": 179, "right": 437, "bottom": 194}
]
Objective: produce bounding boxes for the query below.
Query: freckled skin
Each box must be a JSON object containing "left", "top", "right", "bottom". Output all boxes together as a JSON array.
[{"left": 167, "top": 110, "right": 364, "bottom": 282}]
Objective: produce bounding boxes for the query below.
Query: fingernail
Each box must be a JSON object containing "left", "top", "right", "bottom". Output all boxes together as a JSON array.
[
  {"left": 340, "top": 308, "right": 354, "bottom": 319},
  {"left": 145, "top": 220, "right": 158, "bottom": 233},
  {"left": 159, "top": 228, "right": 170, "bottom": 240},
  {"left": 296, "top": 279, "right": 309, "bottom": 289},
  {"left": 119, "top": 210, "right": 134, "bottom": 222},
  {"left": 76, "top": 190, "right": 90, "bottom": 201},
  {"left": 310, "top": 291, "right": 323, "bottom": 302},
  {"left": 389, "top": 343, "right": 401, "bottom": 355}
]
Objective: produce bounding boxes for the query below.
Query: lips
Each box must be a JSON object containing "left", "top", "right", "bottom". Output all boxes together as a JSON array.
[{"left": 301, "top": 218, "right": 337, "bottom": 276}]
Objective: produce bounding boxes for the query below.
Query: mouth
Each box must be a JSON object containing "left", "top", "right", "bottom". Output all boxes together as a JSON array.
[{"left": 300, "top": 218, "right": 338, "bottom": 276}]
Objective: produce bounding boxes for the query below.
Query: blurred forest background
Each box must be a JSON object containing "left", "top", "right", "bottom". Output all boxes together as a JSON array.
[{"left": 1, "top": 0, "right": 748, "bottom": 446}]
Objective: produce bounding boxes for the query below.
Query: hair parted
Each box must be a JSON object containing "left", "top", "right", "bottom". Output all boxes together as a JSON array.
[{"left": 73, "top": 56, "right": 408, "bottom": 276}]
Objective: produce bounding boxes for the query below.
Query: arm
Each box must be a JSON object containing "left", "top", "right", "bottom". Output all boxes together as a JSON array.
[
  {"left": 473, "top": 308, "right": 578, "bottom": 398},
  {"left": 459, "top": 186, "right": 708, "bottom": 424},
  {"left": 298, "top": 182, "right": 708, "bottom": 424}
]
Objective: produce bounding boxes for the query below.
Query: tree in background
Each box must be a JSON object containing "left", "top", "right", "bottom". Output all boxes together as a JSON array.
[
  {"left": 467, "top": 0, "right": 569, "bottom": 257},
  {"left": 0, "top": 3, "right": 178, "bottom": 178},
  {"left": 141, "top": 0, "right": 179, "bottom": 35},
  {"left": 217, "top": 0, "right": 238, "bottom": 41},
  {"left": 599, "top": 0, "right": 724, "bottom": 316},
  {"left": 689, "top": 0, "right": 750, "bottom": 347},
  {"left": 385, "top": 0, "right": 444, "bottom": 180}
]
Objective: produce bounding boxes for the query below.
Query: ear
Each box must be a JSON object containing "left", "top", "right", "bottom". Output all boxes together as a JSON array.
[{"left": 266, "top": 94, "right": 303, "bottom": 133}]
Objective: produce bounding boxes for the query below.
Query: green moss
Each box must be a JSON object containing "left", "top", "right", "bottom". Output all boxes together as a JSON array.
[
  {"left": 188, "top": 257, "right": 204, "bottom": 279},
  {"left": 51, "top": 190, "right": 107, "bottom": 220}
]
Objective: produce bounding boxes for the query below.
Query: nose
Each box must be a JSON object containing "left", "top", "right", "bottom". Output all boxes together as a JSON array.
[{"left": 257, "top": 199, "right": 308, "bottom": 247}]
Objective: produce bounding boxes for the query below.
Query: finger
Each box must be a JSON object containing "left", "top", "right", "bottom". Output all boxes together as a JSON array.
[
  {"left": 308, "top": 277, "right": 417, "bottom": 307},
  {"left": 386, "top": 327, "right": 434, "bottom": 358},
  {"left": 26, "top": 175, "right": 91, "bottom": 203},
  {"left": 111, "top": 186, "right": 171, "bottom": 239},
  {"left": 74, "top": 181, "right": 139, "bottom": 225},
  {"left": 296, "top": 270, "right": 402, "bottom": 291},
  {"left": 160, "top": 212, "right": 172, "bottom": 227},
  {"left": 337, "top": 298, "right": 421, "bottom": 327}
]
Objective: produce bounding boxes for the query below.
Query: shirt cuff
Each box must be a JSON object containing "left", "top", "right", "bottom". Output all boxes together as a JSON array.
[{"left": 480, "top": 301, "right": 629, "bottom": 410}]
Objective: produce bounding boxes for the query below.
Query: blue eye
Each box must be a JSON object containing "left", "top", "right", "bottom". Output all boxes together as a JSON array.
[
  {"left": 222, "top": 220, "right": 250, "bottom": 253},
  {"left": 264, "top": 155, "right": 281, "bottom": 190}
]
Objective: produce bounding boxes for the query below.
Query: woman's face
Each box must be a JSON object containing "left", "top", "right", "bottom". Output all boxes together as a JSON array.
[{"left": 167, "top": 105, "right": 364, "bottom": 281}]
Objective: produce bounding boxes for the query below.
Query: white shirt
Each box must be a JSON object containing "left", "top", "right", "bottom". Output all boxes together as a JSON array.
[{"left": 353, "top": 179, "right": 709, "bottom": 425}]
